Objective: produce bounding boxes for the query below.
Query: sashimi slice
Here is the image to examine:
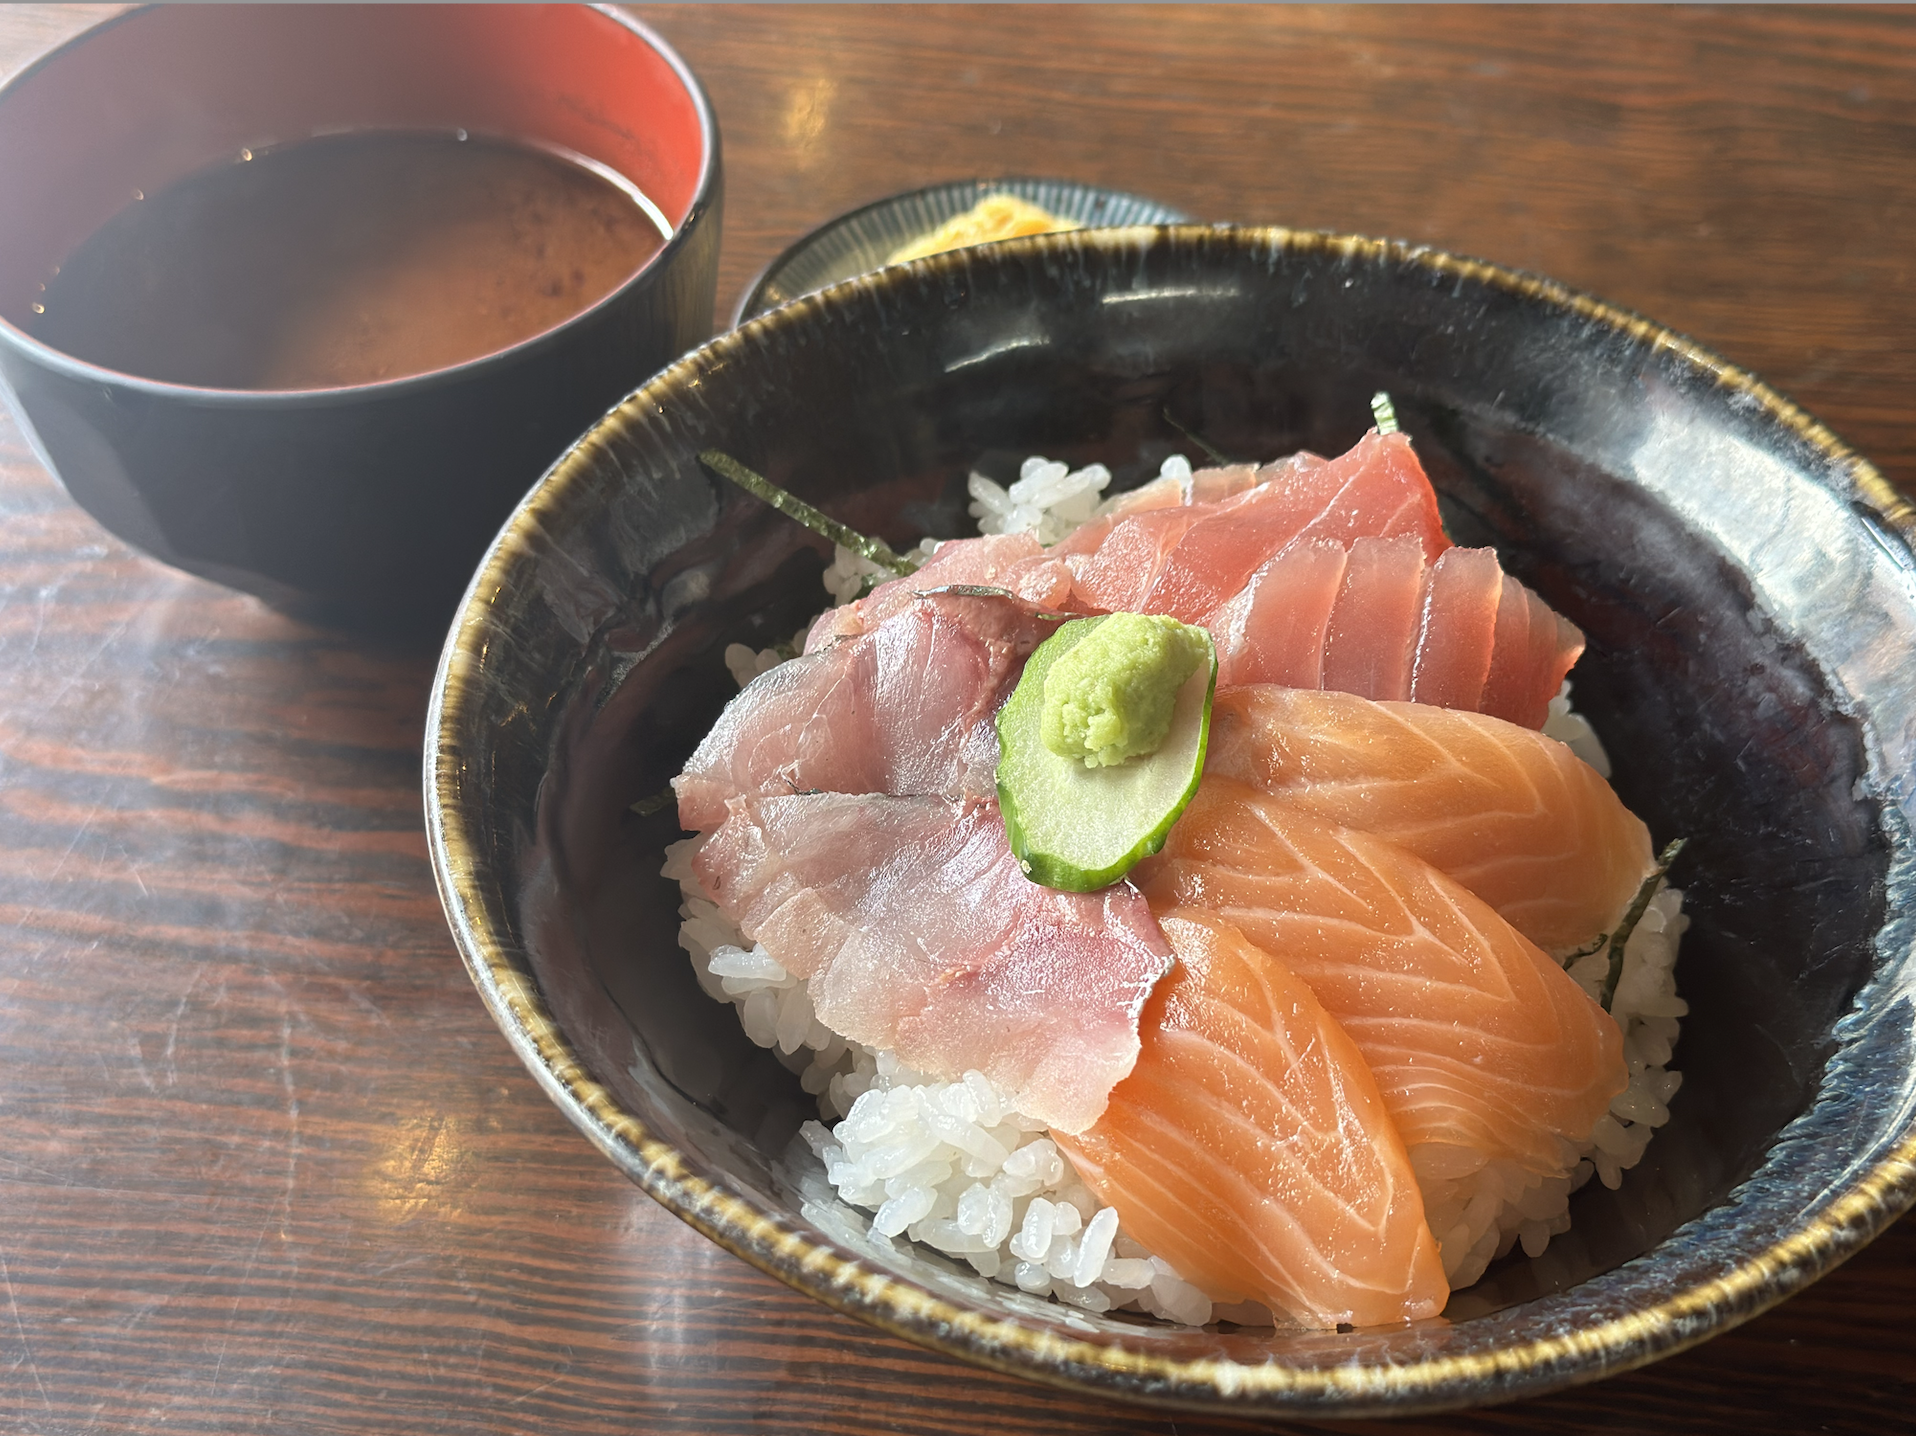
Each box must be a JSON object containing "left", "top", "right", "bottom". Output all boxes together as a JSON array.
[
  {"left": 1046, "top": 468, "right": 1232, "bottom": 561},
  {"left": 1097, "top": 461, "right": 1266, "bottom": 518},
  {"left": 1056, "top": 505, "right": 1210, "bottom": 612},
  {"left": 1057, "top": 910, "right": 1449, "bottom": 1328},
  {"left": 1137, "top": 780, "right": 1627, "bottom": 1178},
  {"left": 1060, "top": 430, "right": 1450, "bottom": 618},
  {"left": 1406, "top": 549, "right": 1585, "bottom": 727},
  {"left": 1319, "top": 534, "right": 1427, "bottom": 702},
  {"left": 1409, "top": 547, "right": 1505, "bottom": 713},
  {"left": 1477, "top": 574, "right": 1537, "bottom": 727},
  {"left": 1494, "top": 577, "right": 1587, "bottom": 730},
  {"left": 1207, "top": 540, "right": 1349, "bottom": 689},
  {"left": 676, "top": 589, "right": 1057, "bottom": 832},
  {"left": 1208, "top": 536, "right": 1584, "bottom": 730},
  {"left": 694, "top": 792, "right": 1174, "bottom": 1133},
  {"left": 807, "top": 532, "right": 1076, "bottom": 650},
  {"left": 1300, "top": 430, "right": 1451, "bottom": 562},
  {"left": 1139, "top": 433, "right": 1451, "bottom": 621},
  {"left": 1205, "top": 688, "right": 1656, "bottom": 951}
]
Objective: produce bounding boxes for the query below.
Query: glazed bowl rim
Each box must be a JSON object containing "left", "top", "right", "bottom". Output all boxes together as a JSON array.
[
  {"left": 0, "top": 2, "right": 720, "bottom": 408},
  {"left": 424, "top": 222, "right": 1916, "bottom": 1414}
]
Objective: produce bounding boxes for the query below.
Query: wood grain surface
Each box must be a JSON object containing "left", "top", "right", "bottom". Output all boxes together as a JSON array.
[{"left": 1, "top": 5, "right": 1911, "bottom": 1433}]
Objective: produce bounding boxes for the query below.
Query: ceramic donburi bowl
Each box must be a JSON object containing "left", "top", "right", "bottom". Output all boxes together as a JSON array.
[{"left": 426, "top": 226, "right": 1916, "bottom": 1417}]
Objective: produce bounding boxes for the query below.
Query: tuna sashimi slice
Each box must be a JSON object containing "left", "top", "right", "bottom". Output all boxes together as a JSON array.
[
  {"left": 1208, "top": 536, "right": 1584, "bottom": 730},
  {"left": 1139, "top": 433, "right": 1452, "bottom": 621},
  {"left": 1057, "top": 910, "right": 1449, "bottom": 1328},
  {"left": 1052, "top": 456, "right": 1291, "bottom": 556},
  {"left": 1477, "top": 574, "right": 1537, "bottom": 727},
  {"left": 1057, "top": 505, "right": 1210, "bottom": 612},
  {"left": 1498, "top": 578, "right": 1587, "bottom": 730},
  {"left": 1207, "top": 540, "right": 1349, "bottom": 689},
  {"left": 1409, "top": 546, "right": 1505, "bottom": 713},
  {"left": 1298, "top": 430, "right": 1451, "bottom": 561},
  {"left": 676, "top": 589, "right": 1057, "bottom": 833},
  {"left": 1138, "top": 781, "right": 1626, "bottom": 1178},
  {"left": 1097, "top": 461, "right": 1266, "bottom": 518},
  {"left": 1060, "top": 430, "right": 1449, "bottom": 619},
  {"left": 806, "top": 533, "right": 1076, "bottom": 650},
  {"left": 1206, "top": 687, "right": 1654, "bottom": 951},
  {"left": 1319, "top": 534, "right": 1427, "bottom": 702},
  {"left": 694, "top": 792, "right": 1174, "bottom": 1133}
]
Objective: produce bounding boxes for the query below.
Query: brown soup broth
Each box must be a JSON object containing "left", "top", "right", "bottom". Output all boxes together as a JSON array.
[{"left": 28, "top": 131, "right": 668, "bottom": 390}]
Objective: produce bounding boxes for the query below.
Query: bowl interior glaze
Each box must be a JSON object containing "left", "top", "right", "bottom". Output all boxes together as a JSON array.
[{"left": 427, "top": 228, "right": 1916, "bottom": 1416}]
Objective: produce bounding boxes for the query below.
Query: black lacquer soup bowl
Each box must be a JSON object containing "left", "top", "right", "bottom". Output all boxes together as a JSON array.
[{"left": 426, "top": 227, "right": 1916, "bottom": 1417}]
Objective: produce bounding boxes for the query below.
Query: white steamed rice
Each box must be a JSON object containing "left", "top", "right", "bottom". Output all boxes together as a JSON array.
[{"left": 673, "top": 452, "right": 1688, "bottom": 1325}]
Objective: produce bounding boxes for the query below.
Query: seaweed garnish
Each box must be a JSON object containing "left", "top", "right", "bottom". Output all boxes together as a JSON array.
[
  {"left": 630, "top": 786, "right": 676, "bottom": 817},
  {"left": 1161, "top": 408, "right": 1236, "bottom": 467},
  {"left": 699, "top": 450, "right": 919, "bottom": 577},
  {"left": 1560, "top": 933, "right": 1609, "bottom": 966},
  {"left": 926, "top": 583, "right": 1017, "bottom": 600},
  {"left": 1599, "top": 837, "right": 1688, "bottom": 1012}
]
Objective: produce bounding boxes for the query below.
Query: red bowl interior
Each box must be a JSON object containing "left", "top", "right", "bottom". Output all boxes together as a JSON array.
[{"left": 0, "top": 3, "right": 711, "bottom": 330}]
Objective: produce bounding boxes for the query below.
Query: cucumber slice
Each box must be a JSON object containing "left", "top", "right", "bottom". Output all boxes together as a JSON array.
[{"left": 996, "top": 616, "right": 1216, "bottom": 892}]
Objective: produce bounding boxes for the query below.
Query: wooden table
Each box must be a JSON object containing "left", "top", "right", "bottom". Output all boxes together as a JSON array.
[{"left": 3, "top": 6, "right": 1911, "bottom": 1432}]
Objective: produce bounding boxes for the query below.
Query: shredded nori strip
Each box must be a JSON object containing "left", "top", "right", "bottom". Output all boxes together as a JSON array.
[
  {"left": 927, "top": 583, "right": 1017, "bottom": 600},
  {"left": 1161, "top": 408, "right": 1237, "bottom": 467},
  {"left": 699, "top": 449, "right": 916, "bottom": 576},
  {"left": 1370, "top": 391, "right": 1400, "bottom": 435},
  {"left": 926, "top": 583, "right": 1079, "bottom": 623},
  {"left": 630, "top": 786, "right": 676, "bottom": 818},
  {"left": 1560, "top": 932, "right": 1610, "bottom": 965},
  {"left": 1598, "top": 837, "right": 1688, "bottom": 1011}
]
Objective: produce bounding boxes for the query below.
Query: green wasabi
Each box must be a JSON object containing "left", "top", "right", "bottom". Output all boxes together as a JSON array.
[
  {"left": 997, "top": 614, "right": 1216, "bottom": 893},
  {"left": 1041, "top": 613, "right": 1211, "bottom": 769}
]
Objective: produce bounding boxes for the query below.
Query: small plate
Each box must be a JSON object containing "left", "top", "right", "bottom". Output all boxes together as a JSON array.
[{"left": 732, "top": 176, "right": 1190, "bottom": 325}]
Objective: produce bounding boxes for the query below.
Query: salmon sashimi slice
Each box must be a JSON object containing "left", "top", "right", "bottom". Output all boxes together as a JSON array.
[
  {"left": 1056, "top": 430, "right": 1450, "bottom": 619},
  {"left": 1205, "top": 687, "right": 1654, "bottom": 951},
  {"left": 694, "top": 792, "right": 1174, "bottom": 1133},
  {"left": 806, "top": 533, "right": 1076, "bottom": 650},
  {"left": 1056, "top": 910, "right": 1449, "bottom": 1328},
  {"left": 1209, "top": 536, "right": 1584, "bottom": 729},
  {"left": 1136, "top": 780, "right": 1627, "bottom": 1179},
  {"left": 676, "top": 589, "right": 1059, "bottom": 833}
]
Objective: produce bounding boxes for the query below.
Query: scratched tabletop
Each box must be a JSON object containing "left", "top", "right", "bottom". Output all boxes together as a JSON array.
[{"left": 1, "top": 6, "right": 1912, "bottom": 1433}]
